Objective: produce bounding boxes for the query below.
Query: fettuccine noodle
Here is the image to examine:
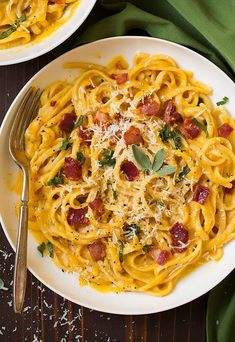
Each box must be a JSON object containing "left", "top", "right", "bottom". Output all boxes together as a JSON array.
[{"left": 25, "top": 54, "right": 235, "bottom": 296}]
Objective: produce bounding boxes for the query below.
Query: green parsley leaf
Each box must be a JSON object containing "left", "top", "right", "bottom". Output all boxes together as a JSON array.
[
  {"left": 192, "top": 118, "right": 208, "bottom": 137},
  {"left": 107, "top": 181, "right": 118, "bottom": 200},
  {"left": 0, "top": 12, "right": 26, "bottom": 40},
  {"left": 142, "top": 244, "right": 153, "bottom": 253},
  {"left": 159, "top": 124, "right": 182, "bottom": 150},
  {"left": 175, "top": 166, "right": 191, "bottom": 183},
  {"left": 48, "top": 174, "right": 64, "bottom": 186},
  {"left": 216, "top": 96, "right": 229, "bottom": 106},
  {"left": 154, "top": 200, "right": 164, "bottom": 207},
  {"left": 37, "top": 242, "right": 46, "bottom": 257},
  {"left": 152, "top": 149, "right": 165, "bottom": 172},
  {"left": 132, "top": 145, "right": 152, "bottom": 171},
  {"left": 61, "top": 140, "right": 71, "bottom": 150},
  {"left": 77, "top": 152, "right": 85, "bottom": 164},
  {"left": 0, "top": 278, "right": 4, "bottom": 290},
  {"left": 74, "top": 115, "right": 84, "bottom": 128},
  {"left": 99, "top": 149, "right": 116, "bottom": 167},
  {"left": 123, "top": 224, "right": 140, "bottom": 239},
  {"left": 118, "top": 240, "right": 124, "bottom": 262},
  {"left": 172, "top": 135, "right": 181, "bottom": 150},
  {"left": 100, "top": 78, "right": 104, "bottom": 83},
  {"left": 47, "top": 242, "right": 54, "bottom": 258},
  {"left": 156, "top": 165, "right": 177, "bottom": 176},
  {"left": 202, "top": 119, "right": 208, "bottom": 126}
]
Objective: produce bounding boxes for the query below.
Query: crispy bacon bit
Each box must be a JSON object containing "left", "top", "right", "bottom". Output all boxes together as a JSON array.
[
  {"left": 111, "top": 73, "right": 128, "bottom": 84},
  {"left": 77, "top": 127, "right": 93, "bottom": 144},
  {"left": 67, "top": 207, "right": 88, "bottom": 226},
  {"left": 162, "top": 100, "right": 183, "bottom": 126},
  {"left": 124, "top": 126, "right": 144, "bottom": 145},
  {"left": 121, "top": 161, "right": 139, "bottom": 181},
  {"left": 193, "top": 185, "right": 210, "bottom": 204},
  {"left": 218, "top": 123, "right": 233, "bottom": 138},
  {"left": 109, "top": 130, "right": 122, "bottom": 146},
  {"left": 182, "top": 119, "right": 200, "bottom": 139},
  {"left": 94, "top": 111, "right": 110, "bottom": 127},
  {"left": 137, "top": 97, "right": 159, "bottom": 116},
  {"left": 224, "top": 180, "right": 235, "bottom": 194},
  {"left": 148, "top": 246, "right": 170, "bottom": 265},
  {"left": 50, "top": 100, "right": 56, "bottom": 107},
  {"left": 89, "top": 198, "right": 104, "bottom": 214},
  {"left": 59, "top": 114, "right": 77, "bottom": 133},
  {"left": 170, "top": 223, "right": 189, "bottom": 253},
  {"left": 114, "top": 113, "right": 122, "bottom": 121},
  {"left": 64, "top": 157, "right": 82, "bottom": 180},
  {"left": 88, "top": 240, "right": 106, "bottom": 261}
]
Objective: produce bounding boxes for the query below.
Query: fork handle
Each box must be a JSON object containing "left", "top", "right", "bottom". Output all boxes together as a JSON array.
[{"left": 13, "top": 201, "right": 28, "bottom": 313}]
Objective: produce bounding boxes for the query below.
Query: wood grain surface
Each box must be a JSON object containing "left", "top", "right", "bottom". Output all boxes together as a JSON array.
[{"left": 0, "top": 54, "right": 207, "bottom": 342}]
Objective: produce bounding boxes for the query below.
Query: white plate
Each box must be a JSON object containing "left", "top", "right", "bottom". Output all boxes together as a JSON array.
[
  {"left": 0, "top": 0, "right": 96, "bottom": 66},
  {"left": 0, "top": 37, "right": 235, "bottom": 315}
]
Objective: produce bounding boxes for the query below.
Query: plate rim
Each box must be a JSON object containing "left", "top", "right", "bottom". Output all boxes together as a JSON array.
[{"left": 0, "top": 36, "right": 235, "bottom": 315}]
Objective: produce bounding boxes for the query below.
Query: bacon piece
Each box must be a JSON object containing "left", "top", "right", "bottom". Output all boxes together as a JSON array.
[
  {"left": 64, "top": 157, "right": 82, "bottom": 180},
  {"left": 193, "top": 185, "right": 210, "bottom": 204},
  {"left": 182, "top": 119, "right": 200, "bottom": 139},
  {"left": 162, "top": 100, "right": 183, "bottom": 126},
  {"left": 50, "top": 100, "right": 56, "bottom": 107},
  {"left": 148, "top": 246, "right": 170, "bottom": 265},
  {"left": 94, "top": 111, "right": 110, "bottom": 127},
  {"left": 224, "top": 180, "right": 235, "bottom": 194},
  {"left": 111, "top": 73, "right": 128, "bottom": 84},
  {"left": 170, "top": 222, "right": 189, "bottom": 253},
  {"left": 59, "top": 114, "right": 77, "bottom": 133},
  {"left": 137, "top": 97, "right": 159, "bottom": 116},
  {"left": 124, "top": 126, "right": 144, "bottom": 146},
  {"left": 109, "top": 130, "right": 122, "bottom": 146},
  {"left": 89, "top": 198, "right": 104, "bottom": 214},
  {"left": 121, "top": 161, "right": 139, "bottom": 181},
  {"left": 67, "top": 207, "right": 88, "bottom": 226},
  {"left": 77, "top": 127, "right": 93, "bottom": 144},
  {"left": 88, "top": 240, "right": 106, "bottom": 261},
  {"left": 218, "top": 123, "right": 233, "bottom": 138}
]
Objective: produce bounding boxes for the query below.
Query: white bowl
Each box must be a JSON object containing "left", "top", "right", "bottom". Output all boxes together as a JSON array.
[
  {"left": 0, "top": 37, "right": 235, "bottom": 314},
  {"left": 0, "top": 0, "right": 96, "bottom": 66}
]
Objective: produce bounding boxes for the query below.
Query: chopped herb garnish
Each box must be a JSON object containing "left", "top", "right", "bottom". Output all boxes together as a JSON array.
[
  {"left": 107, "top": 181, "right": 118, "bottom": 200},
  {"left": 192, "top": 118, "right": 208, "bottom": 137},
  {"left": 159, "top": 124, "right": 182, "bottom": 150},
  {"left": 74, "top": 115, "right": 84, "bottom": 128},
  {"left": 142, "top": 244, "right": 153, "bottom": 253},
  {"left": 118, "top": 240, "right": 124, "bottom": 262},
  {"left": 154, "top": 200, "right": 164, "bottom": 207},
  {"left": 100, "top": 78, "right": 104, "bottom": 83},
  {"left": 216, "top": 96, "right": 229, "bottom": 106},
  {"left": 132, "top": 145, "right": 152, "bottom": 171},
  {"left": 37, "top": 242, "right": 46, "bottom": 257},
  {"left": 61, "top": 139, "right": 72, "bottom": 150},
  {"left": 175, "top": 166, "right": 191, "bottom": 183},
  {"left": 0, "top": 12, "right": 26, "bottom": 40},
  {"left": 202, "top": 119, "right": 208, "bottom": 126},
  {"left": 156, "top": 165, "right": 176, "bottom": 176},
  {"left": 99, "top": 149, "right": 116, "bottom": 167},
  {"left": 0, "top": 278, "right": 4, "bottom": 290},
  {"left": 152, "top": 149, "right": 165, "bottom": 172},
  {"left": 123, "top": 224, "right": 140, "bottom": 239},
  {"left": 47, "top": 242, "right": 54, "bottom": 258},
  {"left": 48, "top": 174, "right": 64, "bottom": 186},
  {"left": 77, "top": 152, "right": 85, "bottom": 164}
]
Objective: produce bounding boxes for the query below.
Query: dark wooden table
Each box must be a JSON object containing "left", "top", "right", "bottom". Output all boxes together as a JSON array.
[{"left": 0, "top": 54, "right": 207, "bottom": 342}]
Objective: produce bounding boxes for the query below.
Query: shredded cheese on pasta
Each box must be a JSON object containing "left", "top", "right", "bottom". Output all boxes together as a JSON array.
[{"left": 25, "top": 53, "right": 235, "bottom": 296}]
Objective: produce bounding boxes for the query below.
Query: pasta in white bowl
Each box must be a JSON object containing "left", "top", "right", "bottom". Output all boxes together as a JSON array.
[{"left": 0, "top": 37, "right": 234, "bottom": 314}]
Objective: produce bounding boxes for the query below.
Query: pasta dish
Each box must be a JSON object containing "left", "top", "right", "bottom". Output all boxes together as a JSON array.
[
  {"left": 0, "top": 0, "right": 79, "bottom": 49},
  {"left": 24, "top": 53, "right": 235, "bottom": 296}
]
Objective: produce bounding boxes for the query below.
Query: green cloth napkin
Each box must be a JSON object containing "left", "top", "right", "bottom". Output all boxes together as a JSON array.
[
  {"left": 56, "top": 1, "right": 235, "bottom": 341},
  {"left": 57, "top": 0, "right": 235, "bottom": 79},
  {"left": 207, "top": 270, "right": 235, "bottom": 342}
]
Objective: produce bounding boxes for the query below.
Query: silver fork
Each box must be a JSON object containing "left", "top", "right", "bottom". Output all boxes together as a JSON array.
[{"left": 9, "top": 87, "right": 41, "bottom": 313}]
